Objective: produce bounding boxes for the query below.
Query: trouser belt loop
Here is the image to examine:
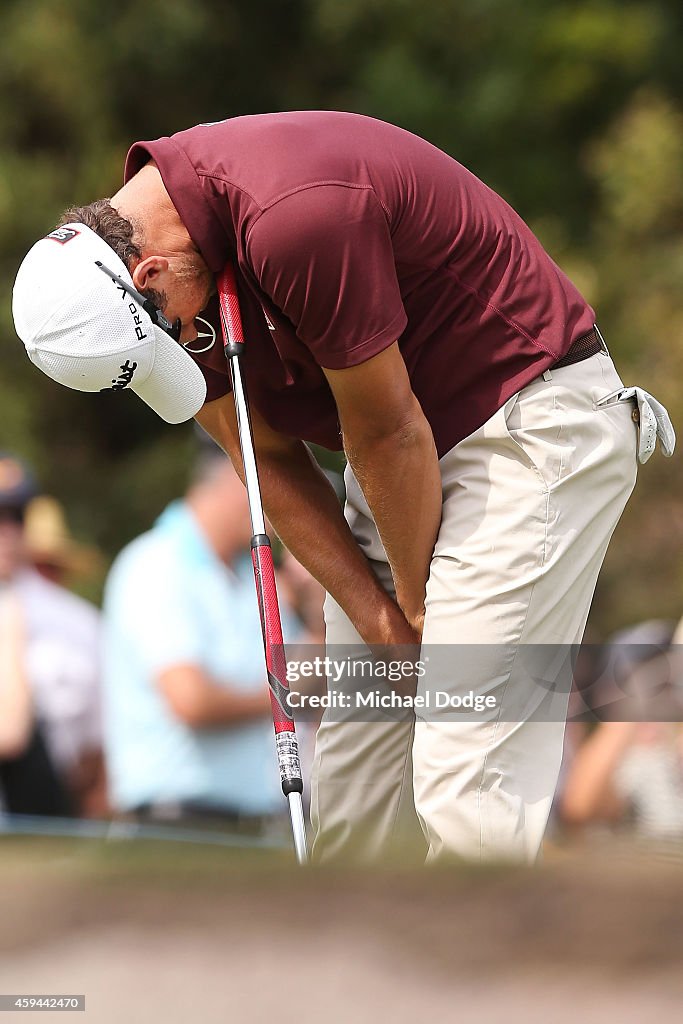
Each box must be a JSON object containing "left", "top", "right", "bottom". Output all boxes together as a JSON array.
[{"left": 594, "top": 323, "right": 610, "bottom": 356}]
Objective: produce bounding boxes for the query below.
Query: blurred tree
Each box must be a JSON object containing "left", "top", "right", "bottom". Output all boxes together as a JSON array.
[
  {"left": 0, "top": 0, "right": 314, "bottom": 564},
  {"left": 579, "top": 89, "right": 683, "bottom": 632},
  {"left": 306, "top": 0, "right": 662, "bottom": 230}
]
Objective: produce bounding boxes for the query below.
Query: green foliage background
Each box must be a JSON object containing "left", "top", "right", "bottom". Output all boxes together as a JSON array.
[{"left": 1, "top": 0, "right": 682, "bottom": 633}]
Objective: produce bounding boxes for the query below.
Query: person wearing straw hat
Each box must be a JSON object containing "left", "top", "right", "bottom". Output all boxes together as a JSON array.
[
  {"left": 0, "top": 453, "right": 104, "bottom": 816},
  {"left": 23, "top": 496, "right": 102, "bottom": 587}
]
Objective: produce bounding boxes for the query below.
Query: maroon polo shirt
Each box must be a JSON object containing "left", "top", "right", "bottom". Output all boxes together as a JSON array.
[{"left": 125, "top": 112, "right": 594, "bottom": 456}]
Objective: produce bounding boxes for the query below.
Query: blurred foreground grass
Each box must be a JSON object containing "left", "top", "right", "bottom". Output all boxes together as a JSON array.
[{"left": 1, "top": 835, "right": 682, "bottom": 1023}]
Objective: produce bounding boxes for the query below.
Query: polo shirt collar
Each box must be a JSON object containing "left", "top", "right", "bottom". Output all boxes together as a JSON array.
[{"left": 124, "top": 137, "right": 233, "bottom": 274}]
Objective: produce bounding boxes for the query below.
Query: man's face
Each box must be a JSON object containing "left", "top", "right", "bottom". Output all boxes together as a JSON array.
[{"left": 0, "top": 507, "right": 26, "bottom": 581}]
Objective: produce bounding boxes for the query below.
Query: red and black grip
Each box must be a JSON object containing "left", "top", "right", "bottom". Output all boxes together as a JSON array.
[{"left": 217, "top": 264, "right": 245, "bottom": 356}]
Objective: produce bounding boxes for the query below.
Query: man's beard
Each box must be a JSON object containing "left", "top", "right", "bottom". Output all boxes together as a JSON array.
[{"left": 140, "top": 284, "right": 168, "bottom": 312}]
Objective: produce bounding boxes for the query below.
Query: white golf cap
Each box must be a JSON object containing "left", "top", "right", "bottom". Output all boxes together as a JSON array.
[{"left": 12, "top": 223, "right": 207, "bottom": 424}]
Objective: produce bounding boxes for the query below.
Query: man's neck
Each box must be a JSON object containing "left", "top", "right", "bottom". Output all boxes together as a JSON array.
[{"left": 111, "top": 163, "right": 193, "bottom": 257}]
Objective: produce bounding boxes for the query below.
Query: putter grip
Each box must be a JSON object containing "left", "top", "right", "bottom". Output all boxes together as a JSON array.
[
  {"left": 217, "top": 265, "right": 244, "bottom": 347},
  {"left": 251, "top": 543, "right": 292, "bottom": 731},
  {"left": 252, "top": 543, "right": 304, "bottom": 795}
]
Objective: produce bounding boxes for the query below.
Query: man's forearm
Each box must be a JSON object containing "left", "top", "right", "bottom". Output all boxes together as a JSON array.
[
  {"left": 344, "top": 415, "right": 442, "bottom": 630},
  {"left": 255, "top": 443, "right": 419, "bottom": 646},
  {"left": 195, "top": 396, "right": 418, "bottom": 647}
]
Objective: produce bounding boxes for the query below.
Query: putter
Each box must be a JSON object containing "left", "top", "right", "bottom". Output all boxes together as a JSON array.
[{"left": 217, "top": 264, "right": 308, "bottom": 865}]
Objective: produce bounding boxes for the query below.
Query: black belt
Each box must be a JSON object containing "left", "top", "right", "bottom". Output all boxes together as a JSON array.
[{"left": 552, "top": 327, "right": 604, "bottom": 369}]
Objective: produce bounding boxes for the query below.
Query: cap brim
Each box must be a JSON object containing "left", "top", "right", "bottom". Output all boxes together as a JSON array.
[{"left": 133, "top": 326, "right": 208, "bottom": 424}]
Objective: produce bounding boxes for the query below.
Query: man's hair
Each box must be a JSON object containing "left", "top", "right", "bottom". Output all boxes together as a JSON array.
[{"left": 59, "top": 200, "right": 141, "bottom": 270}]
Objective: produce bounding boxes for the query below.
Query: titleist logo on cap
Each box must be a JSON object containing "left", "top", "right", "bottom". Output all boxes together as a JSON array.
[{"left": 102, "top": 359, "right": 138, "bottom": 392}]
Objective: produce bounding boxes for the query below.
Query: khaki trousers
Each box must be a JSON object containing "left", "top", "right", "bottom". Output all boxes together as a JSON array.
[{"left": 310, "top": 351, "right": 638, "bottom": 864}]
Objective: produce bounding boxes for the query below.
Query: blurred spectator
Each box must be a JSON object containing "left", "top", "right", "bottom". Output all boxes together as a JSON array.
[
  {"left": 0, "top": 593, "right": 32, "bottom": 760},
  {"left": 102, "top": 452, "right": 303, "bottom": 832},
  {"left": 0, "top": 452, "right": 104, "bottom": 817},
  {"left": 24, "top": 495, "right": 102, "bottom": 586},
  {"left": 560, "top": 621, "right": 683, "bottom": 840}
]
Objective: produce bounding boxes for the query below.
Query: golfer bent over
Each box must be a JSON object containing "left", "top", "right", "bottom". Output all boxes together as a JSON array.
[{"left": 13, "top": 112, "right": 670, "bottom": 863}]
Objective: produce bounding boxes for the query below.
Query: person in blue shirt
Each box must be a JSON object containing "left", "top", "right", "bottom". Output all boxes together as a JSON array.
[{"left": 102, "top": 451, "right": 301, "bottom": 828}]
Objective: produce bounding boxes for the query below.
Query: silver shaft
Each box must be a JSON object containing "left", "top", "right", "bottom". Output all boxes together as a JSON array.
[
  {"left": 230, "top": 354, "right": 308, "bottom": 866},
  {"left": 230, "top": 356, "right": 266, "bottom": 536},
  {"left": 288, "top": 792, "right": 308, "bottom": 865}
]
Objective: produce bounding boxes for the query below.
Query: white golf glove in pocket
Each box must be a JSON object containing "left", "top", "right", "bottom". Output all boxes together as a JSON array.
[{"left": 596, "top": 387, "right": 676, "bottom": 464}]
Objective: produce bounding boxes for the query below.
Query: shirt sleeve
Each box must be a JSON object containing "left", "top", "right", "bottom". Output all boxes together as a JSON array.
[{"left": 246, "top": 184, "right": 408, "bottom": 369}]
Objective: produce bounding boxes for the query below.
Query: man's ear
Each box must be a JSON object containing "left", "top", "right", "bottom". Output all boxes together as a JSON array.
[{"left": 131, "top": 255, "right": 170, "bottom": 292}]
